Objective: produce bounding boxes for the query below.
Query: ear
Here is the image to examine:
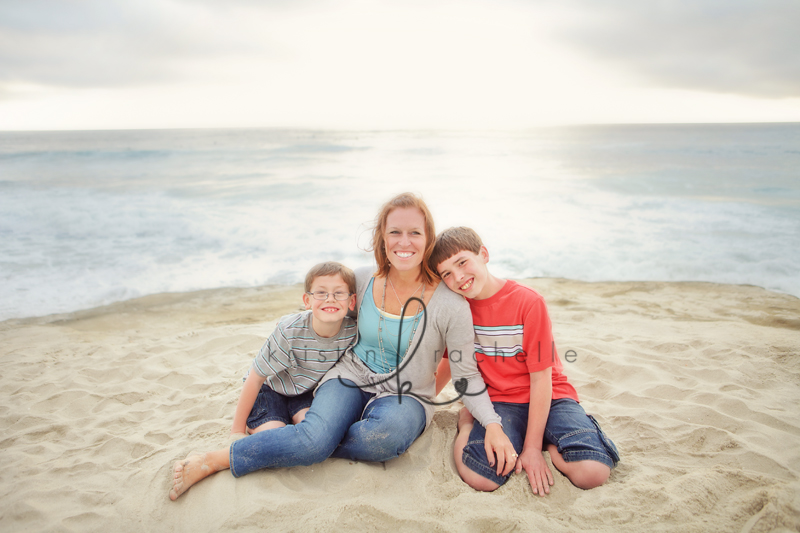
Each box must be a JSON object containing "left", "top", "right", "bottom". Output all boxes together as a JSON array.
[
  {"left": 479, "top": 245, "right": 490, "bottom": 263},
  {"left": 347, "top": 294, "right": 356, "bottom": 311},
  {"left": 302, "top": 293, "right": 312, "bottom": 310}
]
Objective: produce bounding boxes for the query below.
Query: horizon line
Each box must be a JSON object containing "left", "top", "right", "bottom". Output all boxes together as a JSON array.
[{"left": 1, "top": 120, "right": 799, "bottom": 134}]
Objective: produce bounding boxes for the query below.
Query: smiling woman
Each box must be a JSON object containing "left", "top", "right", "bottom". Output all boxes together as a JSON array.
[{"left": 168, "top": 192, "right": 516, "bottom": 500}]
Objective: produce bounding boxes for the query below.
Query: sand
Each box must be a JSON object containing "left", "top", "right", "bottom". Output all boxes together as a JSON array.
[{"left": 1, "top": 279, "right": 799, "bottom": 532}]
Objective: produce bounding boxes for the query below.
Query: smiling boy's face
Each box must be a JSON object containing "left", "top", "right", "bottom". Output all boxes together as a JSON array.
[
  {"left": 436, "top": 246, "right": 492, "bottom": 300},
  {"left": 302, "top": 274, "right": 356, "bottom": 325}
]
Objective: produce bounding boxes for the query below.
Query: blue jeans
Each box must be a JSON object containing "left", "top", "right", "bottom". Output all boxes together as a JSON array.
[
  {"left": 462, "top": 398, "right": 620, "bottom": 486},
  {"left": 229, "top": 379, "right": 426, "bottom": 477}
]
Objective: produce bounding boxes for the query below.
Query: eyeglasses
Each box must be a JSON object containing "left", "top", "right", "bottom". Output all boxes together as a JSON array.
[{"left": 306, "top": 291, "right": 352, "bottom": 301}]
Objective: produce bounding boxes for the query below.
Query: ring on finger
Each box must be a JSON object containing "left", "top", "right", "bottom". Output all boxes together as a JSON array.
[{"left": 511, "top": 453, "right": 519, "bottom": 458}]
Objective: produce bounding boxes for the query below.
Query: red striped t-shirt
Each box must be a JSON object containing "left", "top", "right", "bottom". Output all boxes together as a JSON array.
[{"left": 468, "top": 280, "right": 578, "bottom": 404}]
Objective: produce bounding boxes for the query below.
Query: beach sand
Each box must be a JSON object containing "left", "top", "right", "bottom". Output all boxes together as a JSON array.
[{"left": 1, "top": 279, "right": 799, "bottom": 532}]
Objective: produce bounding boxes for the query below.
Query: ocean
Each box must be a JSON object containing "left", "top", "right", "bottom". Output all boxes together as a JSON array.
[{"left": 1, "top": 124, "right": 799, "bottom": 321}]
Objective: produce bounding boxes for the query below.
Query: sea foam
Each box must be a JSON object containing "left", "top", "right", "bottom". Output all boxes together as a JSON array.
[{"left": 1, "top": 125, "right": 798, "bottom": 320}]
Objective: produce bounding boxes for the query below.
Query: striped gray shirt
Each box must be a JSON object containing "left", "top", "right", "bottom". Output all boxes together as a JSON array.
[{"left": 249, "top": 310, "right": 356, "bottom": 396}]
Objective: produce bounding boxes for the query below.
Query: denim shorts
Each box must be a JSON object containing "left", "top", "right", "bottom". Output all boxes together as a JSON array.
[
  {"left": 462, "top": 398, "right": 620, "bottom": 486},
  {"left": 246, "top": 383, "right": 315, "bottom": 429}
]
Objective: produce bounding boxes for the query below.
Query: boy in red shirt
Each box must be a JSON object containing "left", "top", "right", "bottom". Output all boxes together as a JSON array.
[{"left": 431, "top": 227, "right": 619, "bottom": 495}]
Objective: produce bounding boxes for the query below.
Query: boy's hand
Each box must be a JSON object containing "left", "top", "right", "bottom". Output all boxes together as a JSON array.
[
  {"left": 516, "top": 448, "right": 554, "bottom": 496},
  {"left": 484, "top": 423, "right": 517, "bottom": 477}
]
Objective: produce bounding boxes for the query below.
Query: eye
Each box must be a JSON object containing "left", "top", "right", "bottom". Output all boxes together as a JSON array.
[
  {"left": 441, "top": 272, "right": 449, "bottom": 278},
  {"left": 459, "top": 260, "right": 467, "bottom": 266}
]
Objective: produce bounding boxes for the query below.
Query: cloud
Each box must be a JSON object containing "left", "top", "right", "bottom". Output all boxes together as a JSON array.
[
  {"left": 0, "top": 0, "right": 270, "bottom": 88},
  {"left": 5, "top": 0, "right": 798, "bottom": 101},
  {"left": 2, "top": 0, "right": 799, "bottom": 130},
  {"left": 554, "top": 0, "right": 800, "bottom": 98}
]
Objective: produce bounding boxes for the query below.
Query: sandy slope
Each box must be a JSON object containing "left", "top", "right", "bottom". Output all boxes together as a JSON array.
[{"left": 1, "top": 279, "right": 798, "bottom": 532}]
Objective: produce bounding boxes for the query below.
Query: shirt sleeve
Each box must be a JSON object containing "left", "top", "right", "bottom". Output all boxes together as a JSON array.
[
  {"left": 522, "top": 295, "right": 557, "bottom": 374},
  {"left": 251, "top": 321, "right": 294, "bottom": 378}
]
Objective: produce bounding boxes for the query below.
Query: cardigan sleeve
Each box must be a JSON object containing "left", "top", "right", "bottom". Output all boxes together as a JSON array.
[{"left": 444, "top": 295, "right": 502, "bottom": 428}]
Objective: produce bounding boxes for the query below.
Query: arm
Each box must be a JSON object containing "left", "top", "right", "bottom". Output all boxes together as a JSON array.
[
  {"left": 234, "top": 316, "right": 296, "bottom": 436},
  {"left": 515, "top": 368, "right": 554, "bottom": 495},
  {"left": 444, "top": 299, "right": 502, "bottom": 428},
  {"left": 443, "top": 297, "right": 516, "bottom": 476},
  {"left": 230, "top": 370, "right": 267, "bottom": 436}
]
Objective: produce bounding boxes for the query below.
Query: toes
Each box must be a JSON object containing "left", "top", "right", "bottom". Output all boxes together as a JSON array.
[
  {"left": 169, "top": 461, "right": 186, "bottom": 500},
  {"left": 169, "top": 485, "right": 182, "bottom": 501}
]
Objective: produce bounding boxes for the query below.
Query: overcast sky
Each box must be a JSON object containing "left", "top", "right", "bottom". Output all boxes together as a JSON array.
[{"left": 1, "top": 0, "right": 799, "bottom": 130}]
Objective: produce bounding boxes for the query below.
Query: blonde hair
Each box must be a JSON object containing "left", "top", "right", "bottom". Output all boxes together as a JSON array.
[
  {"left": 371, "top": 192, "right": 437, "bottom": 285},
  {"left": 430, "top": 227, "right": 484, "bottom": 274},
  {"left": 304, "top": 262, "right": 357, "bottom": 294}
]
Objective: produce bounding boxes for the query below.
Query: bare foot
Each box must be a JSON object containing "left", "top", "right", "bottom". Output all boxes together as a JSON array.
[
  {"left": 457, "top": 406, "right": 475, "bottom": 433},
  {"left": 169, "top": 453, "right": 222, "bottom": 501},
  {"left": 453, "top": 406, "right": 500, "bottom": 492}
]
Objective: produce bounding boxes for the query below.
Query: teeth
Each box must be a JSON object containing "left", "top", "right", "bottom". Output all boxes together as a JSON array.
[
  {"left": 396, "top": 252, "right": 413, "bottom": 258},
  {"left": 460, "top": 279, "right": 473, "bottom": 291}
]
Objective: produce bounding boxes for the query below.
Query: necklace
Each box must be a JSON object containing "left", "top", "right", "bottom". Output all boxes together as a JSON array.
[
  {"left": 387, "top": 275, "right": 424, "bottom": 313},
  {"left": 377, "top": 276, "right": 424, "bottom": 372}
]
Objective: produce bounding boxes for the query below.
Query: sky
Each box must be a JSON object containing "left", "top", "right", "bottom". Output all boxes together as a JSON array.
[{"left": 1, "top": 0, "right": 799, "bottom": 131}]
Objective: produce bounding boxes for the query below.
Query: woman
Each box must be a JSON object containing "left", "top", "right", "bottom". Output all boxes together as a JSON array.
[{"left": 169, "top": 193, "right": 514, "bottom": 500}]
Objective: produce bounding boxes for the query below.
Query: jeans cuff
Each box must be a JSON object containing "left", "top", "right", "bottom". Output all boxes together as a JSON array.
[
  {"left": 229, "top": 441, "right": 240, "bottom": 478},
  {"left": 461, "top": 443, "right": 510, "bottom": 486},
  {"left": 560, "top": 449, "right": 617, "bottom": 469}
]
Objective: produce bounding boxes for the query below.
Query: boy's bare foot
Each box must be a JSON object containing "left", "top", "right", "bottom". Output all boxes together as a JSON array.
[
  {"left": 457, "top": 406, "right": 475, "bottom": 433},
  {"left": 453, "top": 406, "right": 501, "bottom": 492},
  {"left": 169, "top": 453, "right": 222, "bottom": 501}
]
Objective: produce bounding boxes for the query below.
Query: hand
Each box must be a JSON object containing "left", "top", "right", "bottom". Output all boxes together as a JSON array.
[
  {"left": 484, "top": 423, "right": 517, "bottom": 477},
  {"left": 515, "top": 448, "right": 554, "bottom": 496}
]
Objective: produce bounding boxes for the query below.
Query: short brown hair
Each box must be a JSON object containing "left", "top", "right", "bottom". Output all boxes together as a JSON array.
[
  {"left": 304, "top": 262, "right": 356, "bottom": 294},
  {"left": 429, "top": 227, "right": 484, "bottom": 274},
  {"left": 371, "top": 192, "right": 438, "bottom": 285}
]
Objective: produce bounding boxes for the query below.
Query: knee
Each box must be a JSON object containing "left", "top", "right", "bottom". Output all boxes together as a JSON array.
[
  {"left": 358, "top": 430, "right": 418, "bottom": 462},
  {"left": 567, "top": 461, "right": 611, "bottom": 490},
  {"left": 291, "top": 408, "right": 309, "bottom": 425},
  {"left": 292, "top": 418, "right": 341, "bottom": 465},
  {"left": 354, "top": 405, "right": 424, "bottom": 462},
  {"left": 454, "top": 442, "right": 502, "bottom": 492},
  {"left": 250, "top": 421, "right": 286, "bottom": 434},
  {"left": 458, "top": 467, "right": 501, "bottom": 492}
]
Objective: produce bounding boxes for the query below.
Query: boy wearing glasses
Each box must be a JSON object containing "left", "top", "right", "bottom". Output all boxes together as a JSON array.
[{"left": 230, "top": 262, "right": 357, "bottom": 438}]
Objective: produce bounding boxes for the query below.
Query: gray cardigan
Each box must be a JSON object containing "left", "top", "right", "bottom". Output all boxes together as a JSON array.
[{"left": 319, "top": 266, "right": 502, "bottom": 429}]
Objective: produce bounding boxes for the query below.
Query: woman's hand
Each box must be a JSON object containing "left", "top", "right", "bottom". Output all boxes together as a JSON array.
[
  {"left": 484, "top": 423, "right": 517, "bottom": 477},
  {"left": 515, "top": 447, "right": 554, "bottom": 496}
]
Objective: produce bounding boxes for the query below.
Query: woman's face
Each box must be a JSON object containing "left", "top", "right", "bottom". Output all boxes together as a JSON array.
[{"left": 384, "top": 207, "right": 427, "bottom": 273}]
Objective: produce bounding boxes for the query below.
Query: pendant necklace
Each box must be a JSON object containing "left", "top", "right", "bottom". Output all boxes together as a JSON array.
[
  {"left": 388, "top": 276, "right": 424, "bottom": 313},
  {"left": 378, "top": 275, "right": 424, "bottom": 372}
]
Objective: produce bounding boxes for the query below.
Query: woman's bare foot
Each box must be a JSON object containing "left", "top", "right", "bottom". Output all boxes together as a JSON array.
[{"left": 169, "top": 451, "right": 228, "bottom": 501}]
